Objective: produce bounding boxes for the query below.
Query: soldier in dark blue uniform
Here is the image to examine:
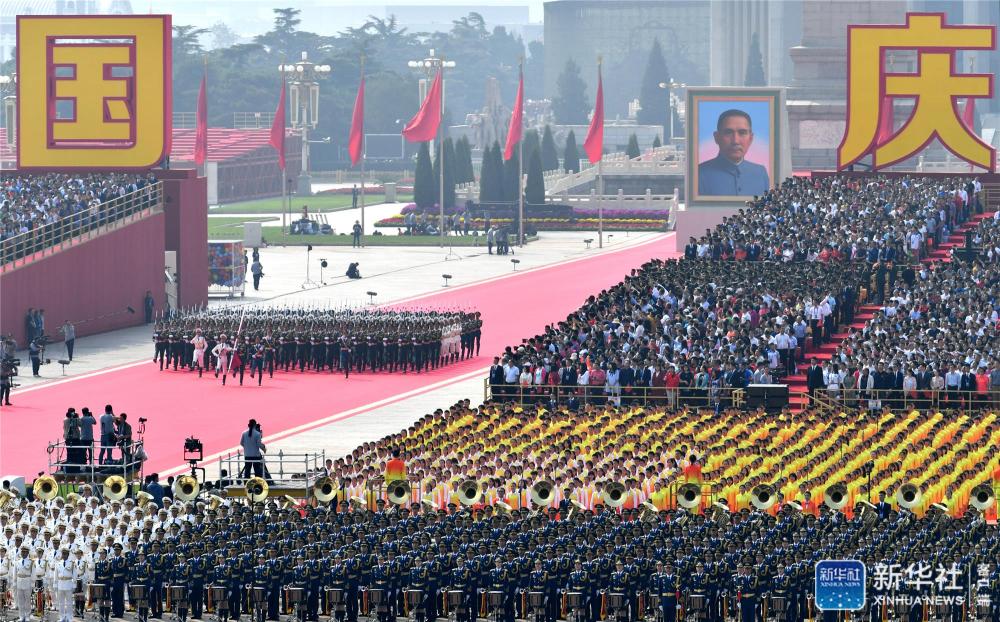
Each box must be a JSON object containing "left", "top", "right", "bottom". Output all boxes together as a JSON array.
[
  {"left": 129, "top": 549, "right": 153, "bottom": 622},
  {"left": 450, "top": 560, "right": 475, "bottom": 622},
  {"left": 95, "top": 548, "right": 114, "bottom": 622},
  {"left": 211, "top": 552, "right": 233, "bottom": 621},
  {"left": 733, "top": 564, "right": 759, "bottom": 622},
  {"left": 265, "top": 549, "right": 283, "bottom": 621},
  {"left": 148, "top": 541, "right": 166, "bottom": 619},
  {"left": 111, "top": 542, "right": 128, "bottom": 619},
  {"left": 171, "top": 552, "right": 192, "bottom": 622},
  {"left": 189, "top": 546, "right": 206, "bottom": 619},
  {"left": 344, "top": 549, "right": 362, "bottom": 622},
  {"left": 609, "top": 560, "right": 631, "bottom": 622},
  {"left": 408, "top": 554, "right": 429, "bottom": 622},
  {"left": 488, "top": 556, "right": 514, "bottom": 622},
  {"left": 528, "top": 558, "right": 556, "bottom": 622},
  {"left": 566, "top": 558, "right": 592, "bottom": 622},
  {"left": 652, "top": 561, "right": 680, "bottom": 622}
]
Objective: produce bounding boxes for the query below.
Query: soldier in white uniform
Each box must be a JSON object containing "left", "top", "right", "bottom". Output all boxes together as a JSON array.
[
  {"left": 15, "top": 545, "right": 35, "bottom": 622},
  {"left": 73, "top": 547, "right": 89, "bottom": 618},
  {"left": 0, "top": 544, "right": 12, "bottom": 616},
  {"left": 54, "top": 548, "right": 76, "bottom": 622}
]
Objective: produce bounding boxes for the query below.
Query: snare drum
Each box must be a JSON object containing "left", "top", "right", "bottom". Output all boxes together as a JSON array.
[
  {"left": 770, "top": 596, "right": 787, "bottom": 620},
  {"left": 210, "top": 586, "right": 229, "bottom": 609},
  {"left": 447, "top": 591, "right": 464, "bottom": 608},
  {"left": 566, "top": 592, "right": 583, "bottom": 610},
  {"left": 251, "top": 587, "right": 268, "bottom": 605},
  {"left": 687, "top": 595, "right": 706, "bottom": 612},
  {"left": 89, "top": 584, "right": 108, "bottom": 604},
  {"left": 607, "top": 593, "right": 626, "bottom": 612},
  {"left": 527, "top": 592, "right": 545, "bottom": 609},
  {"left": 368, "top": 588, "right": 385, "bottom": 606},
  {"left": 324, "top": 588, "right": 344, "bottom": 606},
  {"left": 286, "top": 588, "right": 305, "bottom": 605},
  {"left": 170, "top": 586, "right": 189, "bottom": 604},
  {"left": 406, "top": 590, "right": 423, "bottom": 608},
  {"left": 75, "top": 581, "right": 86, "bottom": 601},
  {"left": 488, "top": 591, "right": 504, "bottom": 608},
  {"left": 129, "top": 584, "right": 149, "bottom": 603}
]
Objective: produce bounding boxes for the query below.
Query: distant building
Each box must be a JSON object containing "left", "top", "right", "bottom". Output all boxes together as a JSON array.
[
  {"left": 543, "top": 0, "right": 710, "bottom": 119},
  {"left": 709, "top": 0, "right": 801, "bottom": 88}
]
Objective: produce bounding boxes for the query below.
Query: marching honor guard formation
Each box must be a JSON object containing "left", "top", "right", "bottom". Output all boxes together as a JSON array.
[{"left": 150, "top": 307, "right": 482, "bottom": 385}]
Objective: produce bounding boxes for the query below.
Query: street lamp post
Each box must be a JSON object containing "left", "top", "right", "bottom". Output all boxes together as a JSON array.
[
  {"left": 278, "top": 52, "right": 331, "bottom": 197},
  {"left": 407, "top": 49, "right": 456, "bottom": 247},
  {"left": 658, "top": 79, "right": 686, "bottom": 143}
]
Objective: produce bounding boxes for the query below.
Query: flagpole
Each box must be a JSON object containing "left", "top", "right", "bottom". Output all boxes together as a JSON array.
[
  {"left": 439, "top": 65, "right": 445, "bottom": 248},
  {"left": 359, "top": 56, "right": 366, "bottom": 247},
  {"left": 597, "top": 57, "right": 604, "bottom": 250},
  {"left": 199, "top": 56, "right": 207, "bottom": 179},
  {"left": 517, "top": 59, "right": 524, "bottom": 247}
]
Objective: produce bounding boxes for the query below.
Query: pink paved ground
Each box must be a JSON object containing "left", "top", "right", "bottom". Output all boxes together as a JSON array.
[{"left": 0, "top": 234, "right": 676, "bottom": 476}]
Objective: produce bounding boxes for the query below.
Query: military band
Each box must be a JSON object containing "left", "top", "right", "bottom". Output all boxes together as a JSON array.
[
  {"left": 2, "top": 495, "right": 999, "bottom": 622},
  {"left": 151, "top": 307, "right": 482, "bottom": 385}
]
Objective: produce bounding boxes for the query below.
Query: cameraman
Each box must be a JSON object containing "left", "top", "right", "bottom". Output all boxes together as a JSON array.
[
  {"left": 1, "top": 356, "right": 14, "bottom": 405},
  {"left": 29, "top": 339, "right": 42, "bottom": 377}
]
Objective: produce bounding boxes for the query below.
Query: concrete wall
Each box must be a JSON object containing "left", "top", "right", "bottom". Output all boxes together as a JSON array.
[
  {"left": 0, "top": 211, "right": 166, "bottom": 347},
  {"left": 156, "top": 169, "right": 209, "bottom": 310}
]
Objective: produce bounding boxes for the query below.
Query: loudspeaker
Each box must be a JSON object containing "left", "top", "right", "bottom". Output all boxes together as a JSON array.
[{"left": 747, "top": 384, "right": 788, "bottom": 411}]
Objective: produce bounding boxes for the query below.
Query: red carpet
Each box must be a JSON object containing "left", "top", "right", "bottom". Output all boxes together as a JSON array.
[{"left": 0, "top": 235, "right": 676, "bottom": 476}]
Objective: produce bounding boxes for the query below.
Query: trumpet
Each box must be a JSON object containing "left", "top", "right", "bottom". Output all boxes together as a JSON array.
[
  {"left": 529, "top": 480, "right": 555, "bottom": 507},
  {"left": 602, "top": 482, "right": 627, "bottom": 508},
  {"left": 33, "top": 475, "right": 58, "bottom": 502},
  {"left": 750, "top": 484, "right": 777, "bottom": 511},
  {"left": 245, "top": 476, "right": 268, "bottom": 503},
  {"left": 313, "top": 477, "right": 337, "bottom": 504},
  {"left": 896, "top": 483, "right": 922, "bottom": 510},
  {"left": 387, "top": 480, "right": 410, "bottom": 505},
  {"left": 173, "top": 475, "right": 200, "bottom": 502},
  {"left": 969, "top": 483, "right": 995, "bottom": 511},
  {"left": 458, "top": 480, "right": 481, "bottom": 506},
  {"left": 103, "top": 475, "right": 127, "bottom": 502},
  {"left": 677, "top": 483, "right": 701, "bottom": 510},
  {"left": 824, "top": 483, "right": 848, "bottom": 511}
]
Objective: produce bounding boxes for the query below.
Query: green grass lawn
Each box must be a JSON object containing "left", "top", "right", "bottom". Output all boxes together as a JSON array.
[
  {"left": 258, "top": 233, "right": 511, "bottom": 247},
  {"left": 208, "top": 216, "right": 279, "bottom": 238},
  {"left": 211, "top": 193, "right": 413, "bottom": 214}
]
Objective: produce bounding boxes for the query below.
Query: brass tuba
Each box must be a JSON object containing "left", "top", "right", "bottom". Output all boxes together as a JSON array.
[
  {"left": 639, "top": 501, "right": 659, "bottom": 522},
  {"left": 387, "top": 480, "right": 410, "bottom": 506},
  {"left": 135, "top": 491, "right": 155, "bottom": 508},
  {"left": 208, "top": 494, "right": 227, "bottom": 511},
  {"left": 602, "top": 482, "right": 627, "bottom": 508},
  {"left": 102, "top": 476, "right": 127, "bottom": 502},
  {"left": 33, "top": 475, "right": 59, "bottom": 501},
  {"left": 458, "top": 480, "right": 481, "bottom": 506},
  {"left": 313, "top": 477, "right": 337, "bottom": 504},
  {"left": 173, "top": 475, "right": 200, "bottom": 502},
  {"left": 970, "top": 483, "right": 996, "bottom": 511},
  {"left": 529, "top": 480, "right": 555, "bottom": 507},
  {"left": 244, "top": 476, "right": 268, "bottom": 503},
  {"left": 750, "top": 484, "right": 777, "bottom": 511},
  {"left": 677, "top": 483, "right": 701, "bottom": 510},
  {"left": 0, "top": 490, "right": 14, "bottom": 510},
  {"left": 824, "top": 483, "right": 848, "bottom": 510},
  {"left": 65, "top": 492, "right": 82, "bottom": 507},
  {"left": 896, "top": 483, "right": 922, "bottom": 510}
]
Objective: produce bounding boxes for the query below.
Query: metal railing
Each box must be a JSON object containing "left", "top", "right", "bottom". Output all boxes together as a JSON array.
[
  {"left": 484, "top": 380, "right": 745, "bottom": 410},
  {"left": 1, "top": 182, "right": 163, "bottom": 270},
  {"left": 812, "top": 387, "right": 1000, "bottom": 414},
  {"left": 46, "top": 439, "right": 146, "bottom": 484},
  {"left": 233, "top": 111, "right": 275, "bottom": 129},
  {"left": 217, "top": 449, "right": 326, "bottom": 497}
]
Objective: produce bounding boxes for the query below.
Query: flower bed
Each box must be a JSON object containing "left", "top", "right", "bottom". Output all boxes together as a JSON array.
[{"left": 316, "top": 185, "right": 413, "bottom": 196}]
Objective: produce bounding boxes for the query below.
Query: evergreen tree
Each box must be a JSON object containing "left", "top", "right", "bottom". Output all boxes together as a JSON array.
[
  {"left": 525, "top": 148, "right": 545, "bottom": 206},
  {"left": 460, "top": 136, "right": 475, "bottom": 183},
  {"left": 637, "top": 38, "right": 670, "bottom": 131},
  {"left": 652, "top": 134, "right": 662, "bottom": 149},
  {"left": 414, "top": 142, "right": 435, "bottom": 209},
  {"left": 552, "top": 58, "right": 589, "bottom": 124},
  {"left": 745, "top": 33, "right": 766, "bottom": 87},
  {"left": 478, "top": 141, "right": 502, "bottom": 205},
  {"left": 523, "top": 129, "right": 541, "bottom": 165},
  {"left": 443, "top": 138, "right": 457, "bottom": 208},
  {"left": 626, "top": 133, "right": 641, "bottom": 159},
  {"left": 453, "top": 138, "right": 467, "bottom": 184},
  {"left": 541, "top": 125, "right": 559, "bottom": 171},
  {"left": 563, "top": 130, "right": 580, "bottom": 173},
  {"left": 502, "top": 144, "right": 521, "bottom": 203}
]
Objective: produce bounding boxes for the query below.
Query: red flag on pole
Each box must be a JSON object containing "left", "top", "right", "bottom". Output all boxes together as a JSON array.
[
  {"left": 962, "top": 96, "right": 975, "bottom": 131},
  {"left": 348, "top": 75, "right": 365, "bottom": 166},
  {"left": 583, "top": 64, "right": 604, "bottom": 164},
  {"left": 402, "top": 70, "right": 442, "bottom": 143},
  {"left": 269, "top": 77, "right": 287, "bottom": 170},
  {"left": 875, "top": 96, "right": 893, "bottom": 147},
  {"left": 503, "top": 67, "right": 524, "bottom": 161},
  {"left": 194, "top": 72, "right": 208, "bottom": 165}
]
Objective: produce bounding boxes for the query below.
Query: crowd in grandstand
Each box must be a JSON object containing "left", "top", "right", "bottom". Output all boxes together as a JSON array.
[{"left": 0, "top": 172, "right": 159, "bottom": 242}]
